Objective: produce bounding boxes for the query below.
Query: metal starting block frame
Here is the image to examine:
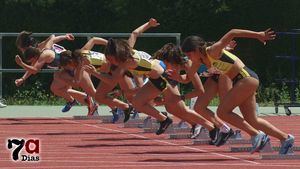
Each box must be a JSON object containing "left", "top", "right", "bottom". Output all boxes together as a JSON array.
[
  {"left": 143, "top": 124, "right": 191, "bottom": 134},
  {"left": 123, "top": 118, "right": 158, "bottom": 128},
  {"left": 260, "top": 154, "right": 300, "bottom": 160},
  {"left": 193, "top": 130, "right": 247, "bottom": 145},
  {"left": 169, "top": 127, "right": 209, "bottom": 139},
  {"left": 230, "top": 144, "right": 300, "bottom": 153},
  {"left": 73, "top": 110, "right": 101, "bottom": 120}
]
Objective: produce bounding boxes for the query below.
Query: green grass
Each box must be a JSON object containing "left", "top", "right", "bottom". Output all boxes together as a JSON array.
[{"left": 4, "top": 81, "right": 299, "bottom": 106}]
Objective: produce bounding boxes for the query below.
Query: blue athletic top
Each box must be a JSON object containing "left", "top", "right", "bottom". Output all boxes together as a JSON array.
[{"left": 198, "top": 64, "right": 208, "bottom": 74}]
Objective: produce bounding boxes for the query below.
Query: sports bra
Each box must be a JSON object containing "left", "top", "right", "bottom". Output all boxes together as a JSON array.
[
  {"left": 206, "top": 49, "right": 238, "bottom": 73},
  {"left": 45, "top": 44, "right": 66, "bottom": 68}
]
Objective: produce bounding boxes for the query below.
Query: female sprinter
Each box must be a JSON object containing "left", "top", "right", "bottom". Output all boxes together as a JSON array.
[
  {"left": 153, "top": 43, "right": 235, "bottom": 143},
  {"left": 14, "top": 32, "right": 96, "bottom": 114},
  {"left": 181, "top": 29, "right": 294, "bottom": 154},
  {"left": 83, "top": 18, "right": 164, "bottom": 123},
  {"left": 58, "top": 37, "right": 136, "bottom": 121},
  {"left": 168, "top": 42, "right": 238, "bottom": 146}
]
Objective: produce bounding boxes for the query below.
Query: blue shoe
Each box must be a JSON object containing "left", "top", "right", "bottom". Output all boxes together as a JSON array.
[
  {"left": 62, "top": 100, "right": 77, "bottom": 112},
  {"left": 111, "top": 108, "right": 119, "bottom": 123},
  {"left": 279, "top": 134, "right": 295, "bottom": 155},
  {"left": 250, "top": 131, "right": 270, "bottom": 154}
]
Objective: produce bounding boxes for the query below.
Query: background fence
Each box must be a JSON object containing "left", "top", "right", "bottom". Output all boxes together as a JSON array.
[{"left": 0, "top": 32, "right": 181, "bottom": 98}]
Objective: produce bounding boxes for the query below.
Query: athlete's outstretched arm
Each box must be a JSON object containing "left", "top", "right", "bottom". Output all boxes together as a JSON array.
[
  {"left": 209, "top": 28, "right": 275, "bottom": 58},
  {"left": 37, "top": 35, "right": 54, "bottom": 49},
  {"left": 52, "top": 34, "right": 74, "bottom": 44},
  {"left": 15, "top": 56, "right": 42, "bottom": 75},
  {"left": 81, "top": 37, "right": 108, "bottom": 50},
  {"left": 15, "top": 71, "right": 32, "bottom": 87},
  {"left": 128, "top": 18, "right": 160, "bottom": 48}
]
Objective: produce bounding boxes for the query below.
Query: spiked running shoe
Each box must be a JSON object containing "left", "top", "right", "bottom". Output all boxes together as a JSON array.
[
  {"left": 123, "top": 105, "right": 134, "bottom": 123},
  {"left": 208, "top": 127, "right": 219, "bottom": 145},
  {"left": 214, "top": 128, "right": 234, "bottom": 147},
  {"left": 62, "top": 99, "right": 77, "bottom": 113},
  {"left": 190, "top": 124, "right": 203, "bottom": 139},
  {"left": 86, "top": 96, "right": 98, "bottom": 116},
  {"left": 279, "top": 134, "right": 295, "bottom": 155},
  {"left": 0, "top": 99, "right": 7, "bottom": 108},
  {"left": 250, "top": 131, "right": 270, "bottom": 154},
  {"left": 156, "top": 117, "right": 173, "bottom": 135}
]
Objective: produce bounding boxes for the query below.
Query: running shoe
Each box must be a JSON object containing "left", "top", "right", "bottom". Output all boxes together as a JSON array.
[
  {"left": 156, "top": 116, "right": 173, "bottom": 135},
  {"left": 61, "top": 99, "right": 77, "bottom": 112},
  {"left": 215, "top": 128, "right": 234, "bottom": 147},
  {"left": 190, "top": 124, "right": 196, "bottom": 135},
  {"left": 250, "top": 131, "right": 270, "bottom": 154},
  {"left": 279, "top": 134, "right": 295, "bottom": 155},
  {"left": 0, "top": 99, "right": 7, "bottom": 108},
  {"left": 190, "top": 124, "right": 203, "bottom": 139},
  {"left": 87, "top": 103, "right": 98, "bottom": 116},
  {"left": 86, "top": 95, "right": 99, "bottom": 116},
  {"left": 208, "top": 127, "right": 219, "bottom": 145},
  {"left": 123, "top": 105, "right": 134, "bottom": 123}
]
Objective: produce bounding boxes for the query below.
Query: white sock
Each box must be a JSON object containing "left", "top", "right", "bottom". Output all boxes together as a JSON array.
[{"left": 220, "top": 124, "right": 230, "bottom": 133}]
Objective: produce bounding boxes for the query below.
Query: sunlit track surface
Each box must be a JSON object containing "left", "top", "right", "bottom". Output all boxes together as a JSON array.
[{"left": 0, "top": 116, "right": 299, "bottom": 169}]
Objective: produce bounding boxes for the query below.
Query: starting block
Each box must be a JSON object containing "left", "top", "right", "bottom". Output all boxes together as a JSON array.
[
  {"left": 169, "top": 133, "right": 192, "bottom": 139},
  {"left": 177, "top": 121, "right": 190, "bottom": 129},
  {"left": 193, "top": 129, "right": 248, "bottom": 145},
  {"left": 193, "top": 139, "right": 212, "bottom": 145},
  {"left": 123, "top": 118, "right": 157, "bottom": 128},
  {"left": 230, "top": 130, "right": 243, "bottom": 140},
  {"left": 260, "top": 154, "right": 300, "bottom": 160},
  {"left": 143, "top": 124, "right": 191, "bottom": 134},
  {"left": 227, "top": 130, "right": 252, "bottom": 144},
  {"left": 169, "top": 127, "right": 209, "bottom": 139},
  {"left": 227, "top": 139, "right": 252, "bottom": 144},
  {"left": 230, "top": 143, "right": 300, "bottom": 153},
  {"left": 73, "top": 110, "right": 102, "bottom": 120}
]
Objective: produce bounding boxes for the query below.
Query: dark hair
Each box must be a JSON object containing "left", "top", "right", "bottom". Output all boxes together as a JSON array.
[
  {"left": 60, "top": 50, "right": 81, "bottom": 67},
  {"left": 23, "top": 47, "right": 41, "bottom": 62},
  {"left": 181, "top": 36, "right": 214, "bottom": 56},
  {"left": 153, "top": 43, "right": 187, "bottom": 65},
  {"left": 16, "top": 31, "right": 37, "bottom": 49},
  {"left": 104, "top": 38, "right": 133, "bottom": 63}
]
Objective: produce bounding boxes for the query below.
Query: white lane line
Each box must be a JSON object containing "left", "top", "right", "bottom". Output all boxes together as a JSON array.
[{"left": 60, "top": 119, "right": 259, "bottom": 165}]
